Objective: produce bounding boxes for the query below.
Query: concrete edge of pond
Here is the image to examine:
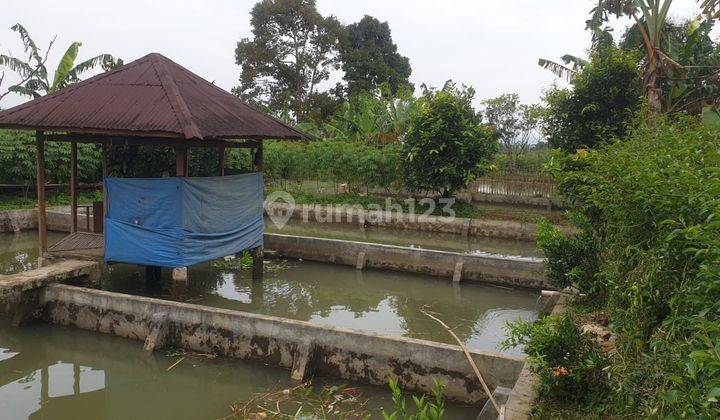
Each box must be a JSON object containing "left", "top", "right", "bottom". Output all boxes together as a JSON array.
[
  {"left": 1, "top": 206, "right": 572, "bottom": 242},
  {"left": 264, "top": 202, "right": 577, "bottom": 241},
  {"left": 1, "top": 208, "right": 552, "bottom": 289},
  {"left": 265, "top": 233, "right": 553, "bottom": 290},
  {"left": 0, "top": 259, "right": 99, "bottom": 298},
  {"left": 26, "top": 283, "right": 526, "bottom": 405}
]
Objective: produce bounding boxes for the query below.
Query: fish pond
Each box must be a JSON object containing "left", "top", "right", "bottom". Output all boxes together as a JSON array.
[{"left": 0, "top": 231, "right": 540, "bottom": 418}]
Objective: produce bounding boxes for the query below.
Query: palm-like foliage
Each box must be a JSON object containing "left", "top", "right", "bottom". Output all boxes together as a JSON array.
[
  {"left": 538, "top": 55, "right": 589, "bottom": 82},
  {"left": 324, "top": 86, "right": 418, "bottom": 146},
  {"left": 0, "top": 23, "right": 122, "bottom": 104},
  {"left": 591, "top": 1, "right": 720, "bottom": 112}
]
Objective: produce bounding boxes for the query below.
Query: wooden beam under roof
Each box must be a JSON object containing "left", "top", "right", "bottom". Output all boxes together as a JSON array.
[{"left": 44, "top": 134, "right": 260, "bottom": 149}]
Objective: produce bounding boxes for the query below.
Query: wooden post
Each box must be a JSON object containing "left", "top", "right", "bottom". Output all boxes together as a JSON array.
[
  {"left": 218, "top": 145, "right": 225, "bottom": 176},
  {"left": 36, "top": 131, "right": 47, "bottom": 257},
  {"left": 101, "top": 143, "right": 108, "bottom": 220},
  {"left": 175, "top": 146, "right": 188, "bottom": 177},
  {"left": 252, "top": 142, "right": 264, "bottom": 280},
  {"left": 70, "top": 140, "right": 78, "bottom": 233},
  {"left": 173, "top": 146, "right": 189, "bottom": 283},
  {"left": 254, "top": 141, "right": 264, "bottom": 172}
]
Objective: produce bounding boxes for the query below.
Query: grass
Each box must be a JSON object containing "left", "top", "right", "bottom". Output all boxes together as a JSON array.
[
  {"left": 0, "top": 190, "right": 102, "bottom": 211},
  {"left": 267, "top": 187, "right": 568, "bottom": 224}
]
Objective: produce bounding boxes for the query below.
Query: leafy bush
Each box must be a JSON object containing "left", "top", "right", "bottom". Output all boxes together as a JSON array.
[
  {"left": 402, "top": 88, "right": 497, "bottom": 197},
  {"left": 547, "top": 116, "right": 720, "bottom": 417},
  {"left": 504, "top": 314, "right": 608, "bottom": 405},
  {"left": 0, "top": 130, "right": 101, "bottom": 183},
  {"left": 541, "top": 47, "right": 642, "bottom": 153},
  {"left": 264, "top": 140, "right": 403, "bottom": 192},
  {"left": 536, "top": 220, "right": 599, "bottom": 294}
]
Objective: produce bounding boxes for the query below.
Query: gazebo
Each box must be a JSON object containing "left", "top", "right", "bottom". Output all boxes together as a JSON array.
[{"left": 0, "top": 52, "right": 306, "bottom": 279}]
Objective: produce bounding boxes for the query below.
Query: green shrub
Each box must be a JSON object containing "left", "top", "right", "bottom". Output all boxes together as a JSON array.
[
  {"left": 504, "top": 314, "right": 608, "bottom": 406},
  {"left": 536, "top": 219, "right": 600, "bottom": 295},
  {"left": 264, "top": 140, "right": 403, "bottom": 192},
  {"left": 541, "top": 47, "right": 642, "bottom": 153},
  {"left": 0, "top": 130, "right": 101, "bottom": 183},
  {"left": 547, "top": 116, "right": 720, "bottom": 417},
  {"left": 402, "top": 88, "right": 497, "bottom": 197}
]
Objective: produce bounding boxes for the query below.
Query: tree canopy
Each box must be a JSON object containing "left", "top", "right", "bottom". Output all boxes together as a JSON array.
[
  {"left": 542, "top": 47, "right": 643, "bottom": 152},
  {"left": 402, "top": 83, "right": 497, "bottom": 197},
  {"left": 339, "top": 15, "right": 412, "bottom": 96},
  {"left": 481, "top": 94, "right": 542, "bottom": 168},
  {"left": 233, "top": 0, "right": 342, "bottom": 121}
]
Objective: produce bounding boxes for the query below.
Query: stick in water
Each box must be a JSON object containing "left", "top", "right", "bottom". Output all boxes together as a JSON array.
[
  {"left": 166, "top": 356, "right": 185, "bottom": 371},
  {"left": 420, "top": 307, "right": 501, "bottom": 413}
]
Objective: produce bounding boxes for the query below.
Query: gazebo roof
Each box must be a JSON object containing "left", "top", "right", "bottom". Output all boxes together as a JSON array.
[{"left": 0, "top": 53, "right": 306, "bottom": 141}]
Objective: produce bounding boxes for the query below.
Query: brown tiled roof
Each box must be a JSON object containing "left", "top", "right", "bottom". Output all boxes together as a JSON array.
[{"left": 0, "top": 53, "right": 306, "bottom": 140}]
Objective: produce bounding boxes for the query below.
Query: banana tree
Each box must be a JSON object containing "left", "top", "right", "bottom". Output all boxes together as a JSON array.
[
  {"left": 0, "top": 23, "right": 122, "bottom": 104},
  {"left": 538, "top": 55, "right": 589, "bottom": 82},
  {"left": 594, "top": 1, "right": 720, "bottom": 112}
]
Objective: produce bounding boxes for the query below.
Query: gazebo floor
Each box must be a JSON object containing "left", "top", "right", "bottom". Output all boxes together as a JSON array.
[{"left": 48, "top": 232, "right": 104, "bottom": 260}]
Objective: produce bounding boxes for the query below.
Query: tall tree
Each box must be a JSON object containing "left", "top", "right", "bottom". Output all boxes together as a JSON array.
[
  {"left": 481, "top": 94, "right": 542, "bottom": 169},
  {"left": 0, "top": 23, "right": 121, "bottom": 104},
  {"left": 339, "top": 15, "right": 412, "bottom": 96},
  {"left": 233, "top": 0, "right": 342, "bottom": 121}
]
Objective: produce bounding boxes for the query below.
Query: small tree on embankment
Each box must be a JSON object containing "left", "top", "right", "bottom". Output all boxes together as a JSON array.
[{"left": 401, "top": 83, "right": 498, "bottom": 197}]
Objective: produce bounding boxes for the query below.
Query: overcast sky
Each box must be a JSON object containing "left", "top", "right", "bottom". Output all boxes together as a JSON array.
[{"left": 0, "top": 0, "right": 705, "bottom": 110}]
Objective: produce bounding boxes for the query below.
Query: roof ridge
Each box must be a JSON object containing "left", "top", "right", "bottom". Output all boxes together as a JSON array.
[
  {"left": 0, "top": 57, "right": 148, "bottom": 120},
  {"left": 150, "top": 55, "right": 203, "bottom": 140}
]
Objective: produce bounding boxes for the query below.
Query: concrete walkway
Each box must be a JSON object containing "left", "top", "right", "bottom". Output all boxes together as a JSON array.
[{"left": 0, "top": 259, "right": 100, "bottom": 298}]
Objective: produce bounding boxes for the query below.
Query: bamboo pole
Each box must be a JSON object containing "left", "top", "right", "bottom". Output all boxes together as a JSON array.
[
  {"left": 35, "top": 131, "right": 47, "bottom": 256},
  {"left": 172, "top": 146, "right": 189, "bottom": 283},
  {"left": 70, "top": 140, "right": 78, "bottom": 233},
  {"left": 175, "top": 147, "right": 188, "bottom": 177}
]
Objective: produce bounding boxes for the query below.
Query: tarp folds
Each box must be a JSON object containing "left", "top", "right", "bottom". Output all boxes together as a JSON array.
[{"left": 104, "top": 173, "right": 264, "bottom": 267}]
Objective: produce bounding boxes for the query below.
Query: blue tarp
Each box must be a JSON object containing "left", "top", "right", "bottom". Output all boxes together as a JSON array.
[{"left": 104, "top": 173, "right": 264, "bottom": 267}]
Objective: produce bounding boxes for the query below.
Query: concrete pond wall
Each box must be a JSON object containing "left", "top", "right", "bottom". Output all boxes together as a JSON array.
[
  {"left": 2, "top": 208, "right": 551, "bottom": 289},
  {"left": 0, "top": 207, "right": 555, "bottom": 411},
  {"left": 265, "top": 233, "right": 551, "bottom": 290},
  {"left": 265, "top": 202, "right": 553, "bottom": 241},
  {"left": 0, "top": 283, "right": 526, "bottom": 405},
  {"left": 4, "top": 204, "right": 555, "bottom": 241},
  {"left": 0, "top": 208, "right": 93, "bottom": 234}
]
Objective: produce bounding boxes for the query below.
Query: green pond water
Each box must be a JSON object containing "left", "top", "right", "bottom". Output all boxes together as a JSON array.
[
  {"left": 264, "top": 218, "right": 541, "bottom": 257},
  {"left": 0, "top": 318, "right": 478, "bottom": 419},
  {"left": 0, "top": 231, "right": 65, "bottom": 275},
  {"left": 0, "top": 231, "right": 538, "bottom": 419},
  {"left": 99, "top": 260, "right": 537, "bottom": 355}
]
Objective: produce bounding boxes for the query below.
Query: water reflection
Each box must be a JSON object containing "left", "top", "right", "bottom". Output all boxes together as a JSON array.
[
  {"left": 0, "top": 319, "right": 478, "bottom": 419},
  {"left": 100, "top": 259, "right": 538, "bottom": 354},
  {"left": 0, "top": 232, "right": 64, "bottom": 275},
  {"left": 0, "top": 319, "right": 297, "bottom": 420}
]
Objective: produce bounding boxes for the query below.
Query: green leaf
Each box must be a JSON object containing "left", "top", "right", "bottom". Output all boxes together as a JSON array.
[
  {"left": 701, "top": 105, "right": 720, "bottom": 129},
  {"left": 50, "top": 41, "right": 82, "bottom": 92},
  {"left": 708, "top": 387, "right": 720, "bottom": 402}
]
